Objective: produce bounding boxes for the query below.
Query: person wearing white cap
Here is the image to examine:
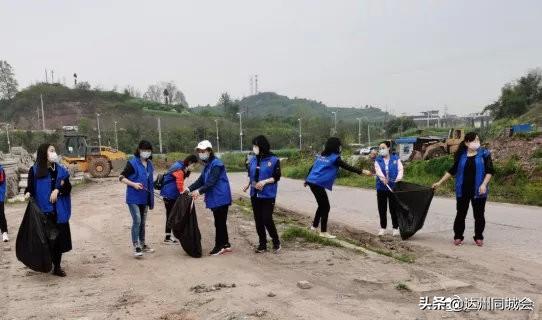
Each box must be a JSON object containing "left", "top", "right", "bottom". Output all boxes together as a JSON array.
[{"left": 186, "top": 140, "right": 233, "bottom": 256}]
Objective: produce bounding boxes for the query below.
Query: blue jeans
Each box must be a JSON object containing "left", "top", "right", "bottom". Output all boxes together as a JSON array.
[{"left": 128, "top": 204, "right": 148, "bottom": 247}]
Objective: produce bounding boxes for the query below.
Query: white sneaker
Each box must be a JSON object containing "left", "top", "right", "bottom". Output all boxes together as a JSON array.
[
  {"left": 319, "top": 232, "right": 336, "bottom": 239},
  {"left": 309, "top": 226, "right": 317, "bottom": 232},
  {"left": 142, "top": 245, "right": 155, "bottom": 253},
  {"left": 2, "top": 232, "right": 8, "bottom": 242},
  {"left": 377, "top": 229, "right": 386, "bottom": 236},
  {"left": 133, "top": 246, "right": 143, "bottom": 257},
  {"left": 392, "top": 229, "right": 400, "bottom": 237}
]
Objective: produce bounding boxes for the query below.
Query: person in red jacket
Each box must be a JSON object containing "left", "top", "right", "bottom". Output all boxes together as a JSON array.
[{"left": 159, "top": 154, "right": 198, "bottom": 244}]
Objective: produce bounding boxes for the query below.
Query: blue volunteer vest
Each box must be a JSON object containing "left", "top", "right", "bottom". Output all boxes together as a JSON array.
[
  {"left": 249, "top": 155, "right": 279, "bottom": 199},
  {"left": 126, "top": 157, "right": 155, "bottom": 209},
  {"left": 0, "top": 166, "right": 6, "bottom": 202},
  {"left": 160, "top": 161, "right": 185, "bottom": 200},
  {"left": 375, "top": 154, "right": 400, "bottom": 191},
  {"left": 455, "top": 148, "right": 490, "bottom": 199},
  {"left": 306, "top": 153, "right": 340, "bottom": 190},
  {"left": 32, "top": 164, "right": 72, "bottom": 223},
  {"left": 202, "top": 157, "right": 232, "bottom": 209}
]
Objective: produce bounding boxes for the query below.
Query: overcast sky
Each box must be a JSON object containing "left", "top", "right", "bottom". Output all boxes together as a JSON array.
[{"left": 1, "top": 0, "right": 541, "bottom": 115}]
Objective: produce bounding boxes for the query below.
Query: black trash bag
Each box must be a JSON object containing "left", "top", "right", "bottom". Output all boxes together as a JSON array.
[
  {"left": 167, "top": 193, "right": 202, "bottom": 258},
  {"left": 390, "top": 181, "right": 434, "bottom": 240},
  {"left": 16, "top": 199, "right": 56, "bottom": 273}
]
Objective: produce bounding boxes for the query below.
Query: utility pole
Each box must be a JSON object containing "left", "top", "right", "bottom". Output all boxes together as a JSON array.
[
  {"left": 214, "top": 119, "right": 220, "bottom": 154},
  {"left": 236, "top": 112, "right": 243, "bottom": 152},
  {"left": 331, "top": 111, "right": 337, "bottom": 136},
  {"left": 367, "top": 123, "right": 371, "bottom": 146},
  {"left": 356, "top": 118, "right": 362, "bottom": 145},
  {"left": 5, "top": 124, "right": 11, "bottom": 154},
  {"left": 40, "top": 94, "right": 46, "bottom": 130},
  {"left": 45, "top": 68, "right": 48, "bottom": 83},
  {"left": 114, "top": 121, "right": 119, "bottom": 150},
  {"left": 96, "top": 113, "right": 102, "bottom": 149},
  {"left": 157, "top": 117, "right": 163, "bottom": 154},
  {"left": 298, "top": 118, "right": 302, "bottom": 151},
  {"left": 51, "top": 70, "right": 54, "bottom": 83}
]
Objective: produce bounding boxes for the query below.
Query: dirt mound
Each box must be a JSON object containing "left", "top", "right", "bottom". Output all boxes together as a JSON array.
[{"left": 489, "top": 135, "right": 542, "bottom": 176}]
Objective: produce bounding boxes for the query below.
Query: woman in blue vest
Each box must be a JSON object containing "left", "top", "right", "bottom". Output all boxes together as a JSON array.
[
  {"left": 305, "top": 137, "right": 364, "bottom": 239},
  {"left": 160, "top": 154, "right": 198, "bottom": 244},
  {"left": 432, "top": 132, "right": 494, "bottom": 246},
  {"left": 374, "top": 141, "right": 404, "bottom": 237},
  {"left": 243, "top": 135, "right": 281, "bottom": 253},
  {"left": 24, "top": 144, "right": 72, "bottom": 277},
  {"left": 119, "top": 140, "right": 155, "bottom": 258},
  {"left": 187, "top": 140, "right": 232, "bottom": 256},
  {"left": 0, "top": 164, "right": 8, "bottom": 242}
]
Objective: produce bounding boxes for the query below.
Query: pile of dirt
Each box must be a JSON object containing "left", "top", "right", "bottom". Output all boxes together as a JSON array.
[{"left": 488, "top": 135, "right": 542, "bottom": 177}]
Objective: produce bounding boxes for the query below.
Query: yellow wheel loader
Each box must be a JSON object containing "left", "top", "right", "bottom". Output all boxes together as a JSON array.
[{"left": 61, "top": 133, "right": 127, "bottom": 178}]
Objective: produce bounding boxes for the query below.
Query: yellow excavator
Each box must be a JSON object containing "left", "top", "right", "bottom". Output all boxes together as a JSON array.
[{"left": 61, "top": 132, "right": 127, "bottom": 178}]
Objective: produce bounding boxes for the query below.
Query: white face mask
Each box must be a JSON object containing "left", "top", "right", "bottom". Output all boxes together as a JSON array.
[
  {"left": 140, "top": 151, "right": 152, "bottom": 159},
  {"left": 379, "top": 148, "right": 389, "bottom": 157},
  {"left": 199, "top": 152, "right": 210, "bottom": 161},
  {"left": 48, "top": 151, "right": 58, "bottom": 163},
  {"left": 468, "top": 141, "right": 480, "bottom": 151},
  {"left": 253, "top": 146, "right": 260, "bottom": 155}
]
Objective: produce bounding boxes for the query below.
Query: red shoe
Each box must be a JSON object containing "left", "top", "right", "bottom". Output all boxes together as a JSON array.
[
  {"left": 453, "top": 239, "right": 463, "bottom": 246},
  {"left": 475, "top": 239, "right": 484, "bottom": 247}
]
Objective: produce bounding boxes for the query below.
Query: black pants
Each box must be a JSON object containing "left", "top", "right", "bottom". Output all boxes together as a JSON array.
[
  {"left": 454, "top": 196, "right": 486, "bottom": 241},
  {"left": 212, "top": 205, "right": 230, "bottom": 248},
  {"left": 251, "top": 197, "right": 280, "bottom": 248},
  {"left": 52, "top": 250, "right": 62, "bottom": 269},
  {"left": 0, "top": 202, "right": 7, "bottom": 233},
  {"left": 377, "top": 190, "right": 398, "bottom": 229},
  {"left": 309, "top": 183, "right": 330, "bottom": 232},
  {"left": 45, "top": 212, "right": 72, "bottom": 270},
  {"left": 164, "top": 199, "right": 176, "bottom": 234}
]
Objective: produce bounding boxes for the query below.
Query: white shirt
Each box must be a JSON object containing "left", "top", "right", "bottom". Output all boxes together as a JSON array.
[{"left": 374, "top": 157, "right": 404, "bottom": 183}]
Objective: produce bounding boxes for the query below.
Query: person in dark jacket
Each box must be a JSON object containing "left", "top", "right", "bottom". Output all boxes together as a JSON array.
[
  {"left": 0, "top": 164, "right": 8, "bottom": 242},
  {"left": 160, "top": 154, "right": 198, "bottom": 244},
  {"left": 433, "top": 132, "right": 494, "bottom": 246},
  {"left": 187, "top": 140, "right": 232, "bottom": 256},
  {"left": 374, "top": 141, "right": 404, "bottom": 237},
  {"left": 119, "top": 140, "right": 155, "bottom": 258},
  {"left": 242, "top": 135, "right": 281, "bottom": 253},
  {"left": 305, "top": 137, "right": 365, "bottom": 239},
  {"left": 24, "top": 143, "right": 72, "bottom": 277}
]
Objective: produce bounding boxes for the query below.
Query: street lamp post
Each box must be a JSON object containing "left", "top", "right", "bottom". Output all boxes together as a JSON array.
[
  {"left": 356, "top": 118, "right": 362, "bottom": 145},
  {"left": 367, "top": 123, "right": 371, "bottom": 146},
  {"left": 96, "top": 113, "right": 102, "bottom": 149},
  {"left": 214, "top": 119, "right": 220, "bottom": 154},
  {"left": 298, "top": 118, "right": 302, "bottom": 151},
  {"left": 236, "top": 112, "right": 243, "bottom": 152}
]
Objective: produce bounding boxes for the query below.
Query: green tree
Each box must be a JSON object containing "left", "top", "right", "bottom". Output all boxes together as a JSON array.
[
  {"left": 484, "top": 69, "right": 542, "bottom": 119},
  {"left": 219, "top": 92, "right": 240, "bottom": 120},
  {"left": 384, "top": 117, "right": 416, "bottom": 135},
  {"left": 0, "top": 60, "right": 18, "bottom": 100}
]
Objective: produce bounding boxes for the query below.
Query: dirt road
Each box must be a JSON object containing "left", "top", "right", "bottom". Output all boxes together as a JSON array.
[{"left": 1, "top": 178, "right": 540, "bottom": 319}]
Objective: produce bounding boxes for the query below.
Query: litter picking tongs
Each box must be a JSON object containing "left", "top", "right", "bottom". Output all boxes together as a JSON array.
[{"left": 377, "top": 175, "right": 394, "bottom": 192}]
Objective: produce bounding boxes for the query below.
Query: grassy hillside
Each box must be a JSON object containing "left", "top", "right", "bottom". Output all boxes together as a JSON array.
[{"left": 194, "top": 92, "right": 390, "bottom": 122}]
